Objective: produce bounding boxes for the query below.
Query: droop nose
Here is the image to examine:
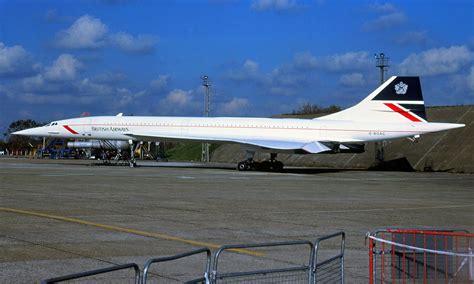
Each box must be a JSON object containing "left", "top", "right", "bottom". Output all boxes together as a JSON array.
[{"left": 12, "top": 127, "right": 47, "bottom": 137}]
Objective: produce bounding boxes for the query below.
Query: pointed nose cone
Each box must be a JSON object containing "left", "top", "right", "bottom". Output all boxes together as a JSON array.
[{"left": 12, "top": 127, "right": 46, "bottom": 137}]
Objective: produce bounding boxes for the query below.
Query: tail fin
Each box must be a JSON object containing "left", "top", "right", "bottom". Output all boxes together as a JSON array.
[{"left": 319, "top": 76, "right": 427, "bottom": 123}]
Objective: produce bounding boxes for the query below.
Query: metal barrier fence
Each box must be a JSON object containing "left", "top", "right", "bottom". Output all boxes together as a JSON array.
[
  {"left": 367, "top": 228, "right": 473, "bottom": 284},
  {"left": 211, "top": 240, "right": 315, "bottom": 283},
  {"left": 314, "top": 231, "right": 345, "bottom": 283},
  {"left": 40, "top": 262, "right": 140, "bottom": 284},
  {"left": 40, "top": 233, "right": 345, "bottom": 284},
  {"left": 143, "top": 248, "right": 211, "bottom": 284}
]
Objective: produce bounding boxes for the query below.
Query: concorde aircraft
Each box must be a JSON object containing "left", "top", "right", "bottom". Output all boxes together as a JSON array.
[{"left": 14, "top": 76, "right": 464, "bottom": 170}]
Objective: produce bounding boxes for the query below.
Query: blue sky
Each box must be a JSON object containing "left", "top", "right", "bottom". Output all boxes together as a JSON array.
[{"left": 0, "top": 0, "right": 473, "bottom": 133}]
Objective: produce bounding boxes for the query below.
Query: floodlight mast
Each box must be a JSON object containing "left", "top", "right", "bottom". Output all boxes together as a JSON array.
[
  {"left": 374, "top": 53, "right": 390, "bottom": 165},
  {"left": 375, "top": 53, "right": 389, "bottom": 85},
  {"left": 201, "top": 75, "right": 211, "bottom": 163}
]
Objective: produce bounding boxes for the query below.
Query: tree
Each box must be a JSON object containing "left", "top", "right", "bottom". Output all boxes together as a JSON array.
[
  {"left": 0, "top": 139, "right": 6, "bottom": 151},
  {"left": 288, "top": 103, "right": 341, "bottom": 115},
  {"left": 4, "top": 119, "right": 44, "bottom": 151}
]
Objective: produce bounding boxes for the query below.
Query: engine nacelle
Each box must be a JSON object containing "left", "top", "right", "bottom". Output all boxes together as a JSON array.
[
  {"left": 67, "top": 140, "right": 129, "bottom": 150},
  {"left": 339, "top": 143, "right": 365, "bottom": 153},
  {"left": 321, "top": 142, "right": 365, "bottom": 154}
]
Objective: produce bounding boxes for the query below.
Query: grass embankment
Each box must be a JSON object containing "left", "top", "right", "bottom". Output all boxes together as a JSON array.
[{"left": 165, "top": 143, "right": 219, "bottom": 161}]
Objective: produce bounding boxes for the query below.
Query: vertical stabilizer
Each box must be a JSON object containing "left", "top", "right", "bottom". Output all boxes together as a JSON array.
[{"left": 318, "top": 76, "right": 427, "bottom": 123}]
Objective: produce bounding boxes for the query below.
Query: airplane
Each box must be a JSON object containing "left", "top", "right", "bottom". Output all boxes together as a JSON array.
[{"left": 13, "top": 76, "right": 464, "bottom": 170}]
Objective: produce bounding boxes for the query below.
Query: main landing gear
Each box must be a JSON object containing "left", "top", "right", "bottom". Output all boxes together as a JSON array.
[
  {"left": 237, "top": 152, "right": 284, "bottom": 172},
  {"left": 129, "top": 140, "right": 137, "bottom": 168}
]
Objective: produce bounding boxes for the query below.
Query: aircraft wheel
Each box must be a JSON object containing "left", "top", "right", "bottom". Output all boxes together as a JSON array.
[
  {"left": 237, "top": 162, "right": 247, "bottom": 171},
  {"left": 260, "top": 161, "right": 271, "bottom": 171},
  {"left": 275, "top": 161, "right": 284, "bottom": 172}
]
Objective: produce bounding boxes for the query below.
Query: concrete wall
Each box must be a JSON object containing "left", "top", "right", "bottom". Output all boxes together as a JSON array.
[{"left": 211, "top": 106, "right": 473, "bottom": 173}]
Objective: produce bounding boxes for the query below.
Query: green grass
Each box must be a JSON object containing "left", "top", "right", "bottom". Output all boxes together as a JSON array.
[{"left": 165, "top": 142, "right": 219, "bottom": 161}]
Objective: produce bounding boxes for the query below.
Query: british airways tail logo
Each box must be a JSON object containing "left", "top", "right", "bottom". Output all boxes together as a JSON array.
[{"left": 394, "top": 81, "right": 408, "bottom": 95}]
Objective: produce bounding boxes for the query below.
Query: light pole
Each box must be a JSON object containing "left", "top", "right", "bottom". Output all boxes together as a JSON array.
[
  {"left": 375, "top": 53, "right": 389, "bottom": 85},
  {"left": 374, "top": 53, "right": 389, "bottom": 165},
  {"left": 201, "top": 75, "right": 210, "bottom": 163}
]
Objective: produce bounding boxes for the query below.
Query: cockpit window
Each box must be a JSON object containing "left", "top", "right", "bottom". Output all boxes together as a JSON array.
[
  {"left": 45, "top": 123, "right": 51, "bottom": 127},
  {"left": 46, "top": 122, "right": 58, "bottom": 126}
]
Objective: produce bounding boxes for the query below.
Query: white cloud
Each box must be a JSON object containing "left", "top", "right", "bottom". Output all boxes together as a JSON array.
[
  {"left": 340, "top": 73, "right": 365, "bottom": 87},
  {"left": 150, "top": 75, "right": 170, "bottom": 91},
  {"left": 0, "top": 42, "right": 35, "bottom": 77},
  {"left": 270, "top": 67, "right": 307, "bottom": 87},
  {"left": 227, "top": 54, "right": 317, "bottom": 95},
  {"left": 222, "top": 98, "right": 249, "bottom": 114},
  {"left": 323, "top": 51, "right": 371, "bottom": 71},
  {"left": 22, "top": 74, "right": 45, "bottom": 91},
  {"left": 364, "top": 3, "right": 406, "bottom": 31},
  {"left": 0, "top": 83, "right": 13, "bottom": 99},
  {"left": 2, "top": 51, "right": 152, "bottom": 115},
  {"left": 44, "top": 9, "right": 73, "bottom": 23},
  {"left": 76, "top": 78, "right": 114, "bottom": 96},
  {"left": 55, "top": 15, "right": 108, "bottom": 49},
  {"left": 44, "top": 54, "right": 83, "bottom": 81},
  {"left": 242, "top": 59, "right": 260, "bottom": 73},
  {"left": 19, "top": 54, "right": 82, "bottom": 94},
  {"left": 109, "top": 32, "right": 158, "bottom": 53},
  {"left": 116, "top": 88, "right": 147, "bottom": 108},
  {"left": 292, "top": 52, "right": 318, "bottom": 70},
  {"left": 366, "top": 12, "right": 406, "bottom": 30},
  {"left": 163, "top": 89, "right": 193, "bottom": 108},
  {"left": 54, "top": 15, "right": 158, "bottom": 53},
  {"left": 227, "top": 59, "right": 263, "bottom": 82},
  {"left": 268, "top": 86, "right": 298, "bottom": 96},
  {"left": 251, "top": 0, "right": 297, "bottom": 11},
  {"left": 92, "top": 72, "right": 127, "bottom": 84},
  {"left": 17, "top": 73, "right": 145, "bottom": 109},
  {"left": 265, "top": 53, "right": 318, "bottom": 95},
  {"left": 399, "top": 45, "right": 474, "bottom": 76},
  {"left": 370, "top": 3, "right": 397, "bottom": 13},
  {"left": 467, "top": 66, "right": 474, "bottom": 91},
  {"left": 228, "top": 58, "right": 306, "bottom": 96},
  {"left": 226, "top": 51, "right": 370, "bottom": 97},
  {"left": 16, "top": 92, "right": 102, "bottom": 105},
  {"left": 395, "top": 31, "right": 431, "bottom": 46}
]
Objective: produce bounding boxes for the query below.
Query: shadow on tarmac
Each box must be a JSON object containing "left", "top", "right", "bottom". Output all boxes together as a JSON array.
[
  {"left": 103, "top": 161, "right": 354, "bottom": 174},
  {"left": 90, "top": 159, "right": 415, "bottom": 174}
]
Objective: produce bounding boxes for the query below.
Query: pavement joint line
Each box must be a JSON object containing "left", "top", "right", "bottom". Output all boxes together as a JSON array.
[
  {"left": 0, "top": 233, "right": 120, "bottom": 267},
  {"left": 0, "top": 207, "right": 264, "bottom": 257},
  {"left": 414, "top": 105, "right": 472, "bottom": 169}
]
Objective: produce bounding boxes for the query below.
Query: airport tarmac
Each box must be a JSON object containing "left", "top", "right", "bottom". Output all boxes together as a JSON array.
[{"left": 0, "top": 157, "right": 473, "bottom": 283}]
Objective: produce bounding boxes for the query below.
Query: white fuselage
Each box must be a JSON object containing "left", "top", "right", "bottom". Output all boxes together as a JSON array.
[
  {"left": 13, "top": 76, "right": 466, "bottom": 161},
  {"left": 22, "top": 116, "right": 460, "bottom": 146}
]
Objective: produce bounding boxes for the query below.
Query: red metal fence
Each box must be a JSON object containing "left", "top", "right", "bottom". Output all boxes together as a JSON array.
[{"left": 367, "top": 228, "right": 473, "bottom": 283}]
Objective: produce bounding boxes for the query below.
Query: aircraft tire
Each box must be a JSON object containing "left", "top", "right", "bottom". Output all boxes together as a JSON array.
[
  {"left": 237, "top": 162, "right": 247, "bottom": 171},
  {"left": 275, "top": 161, "right": 284, "bottom": 172},
  {"left": 260, "top": 161, "right": 271, "bottom": 171}
]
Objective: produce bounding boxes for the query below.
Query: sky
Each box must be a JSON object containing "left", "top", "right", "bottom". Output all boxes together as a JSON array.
[{"left": 0, "top": 0, "right": 473, "bottom": 134}]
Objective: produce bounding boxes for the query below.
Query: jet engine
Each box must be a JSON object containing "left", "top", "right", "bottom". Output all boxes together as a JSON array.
[{"left": 67, "top": 140, "right": 129, "bottom": 150}]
